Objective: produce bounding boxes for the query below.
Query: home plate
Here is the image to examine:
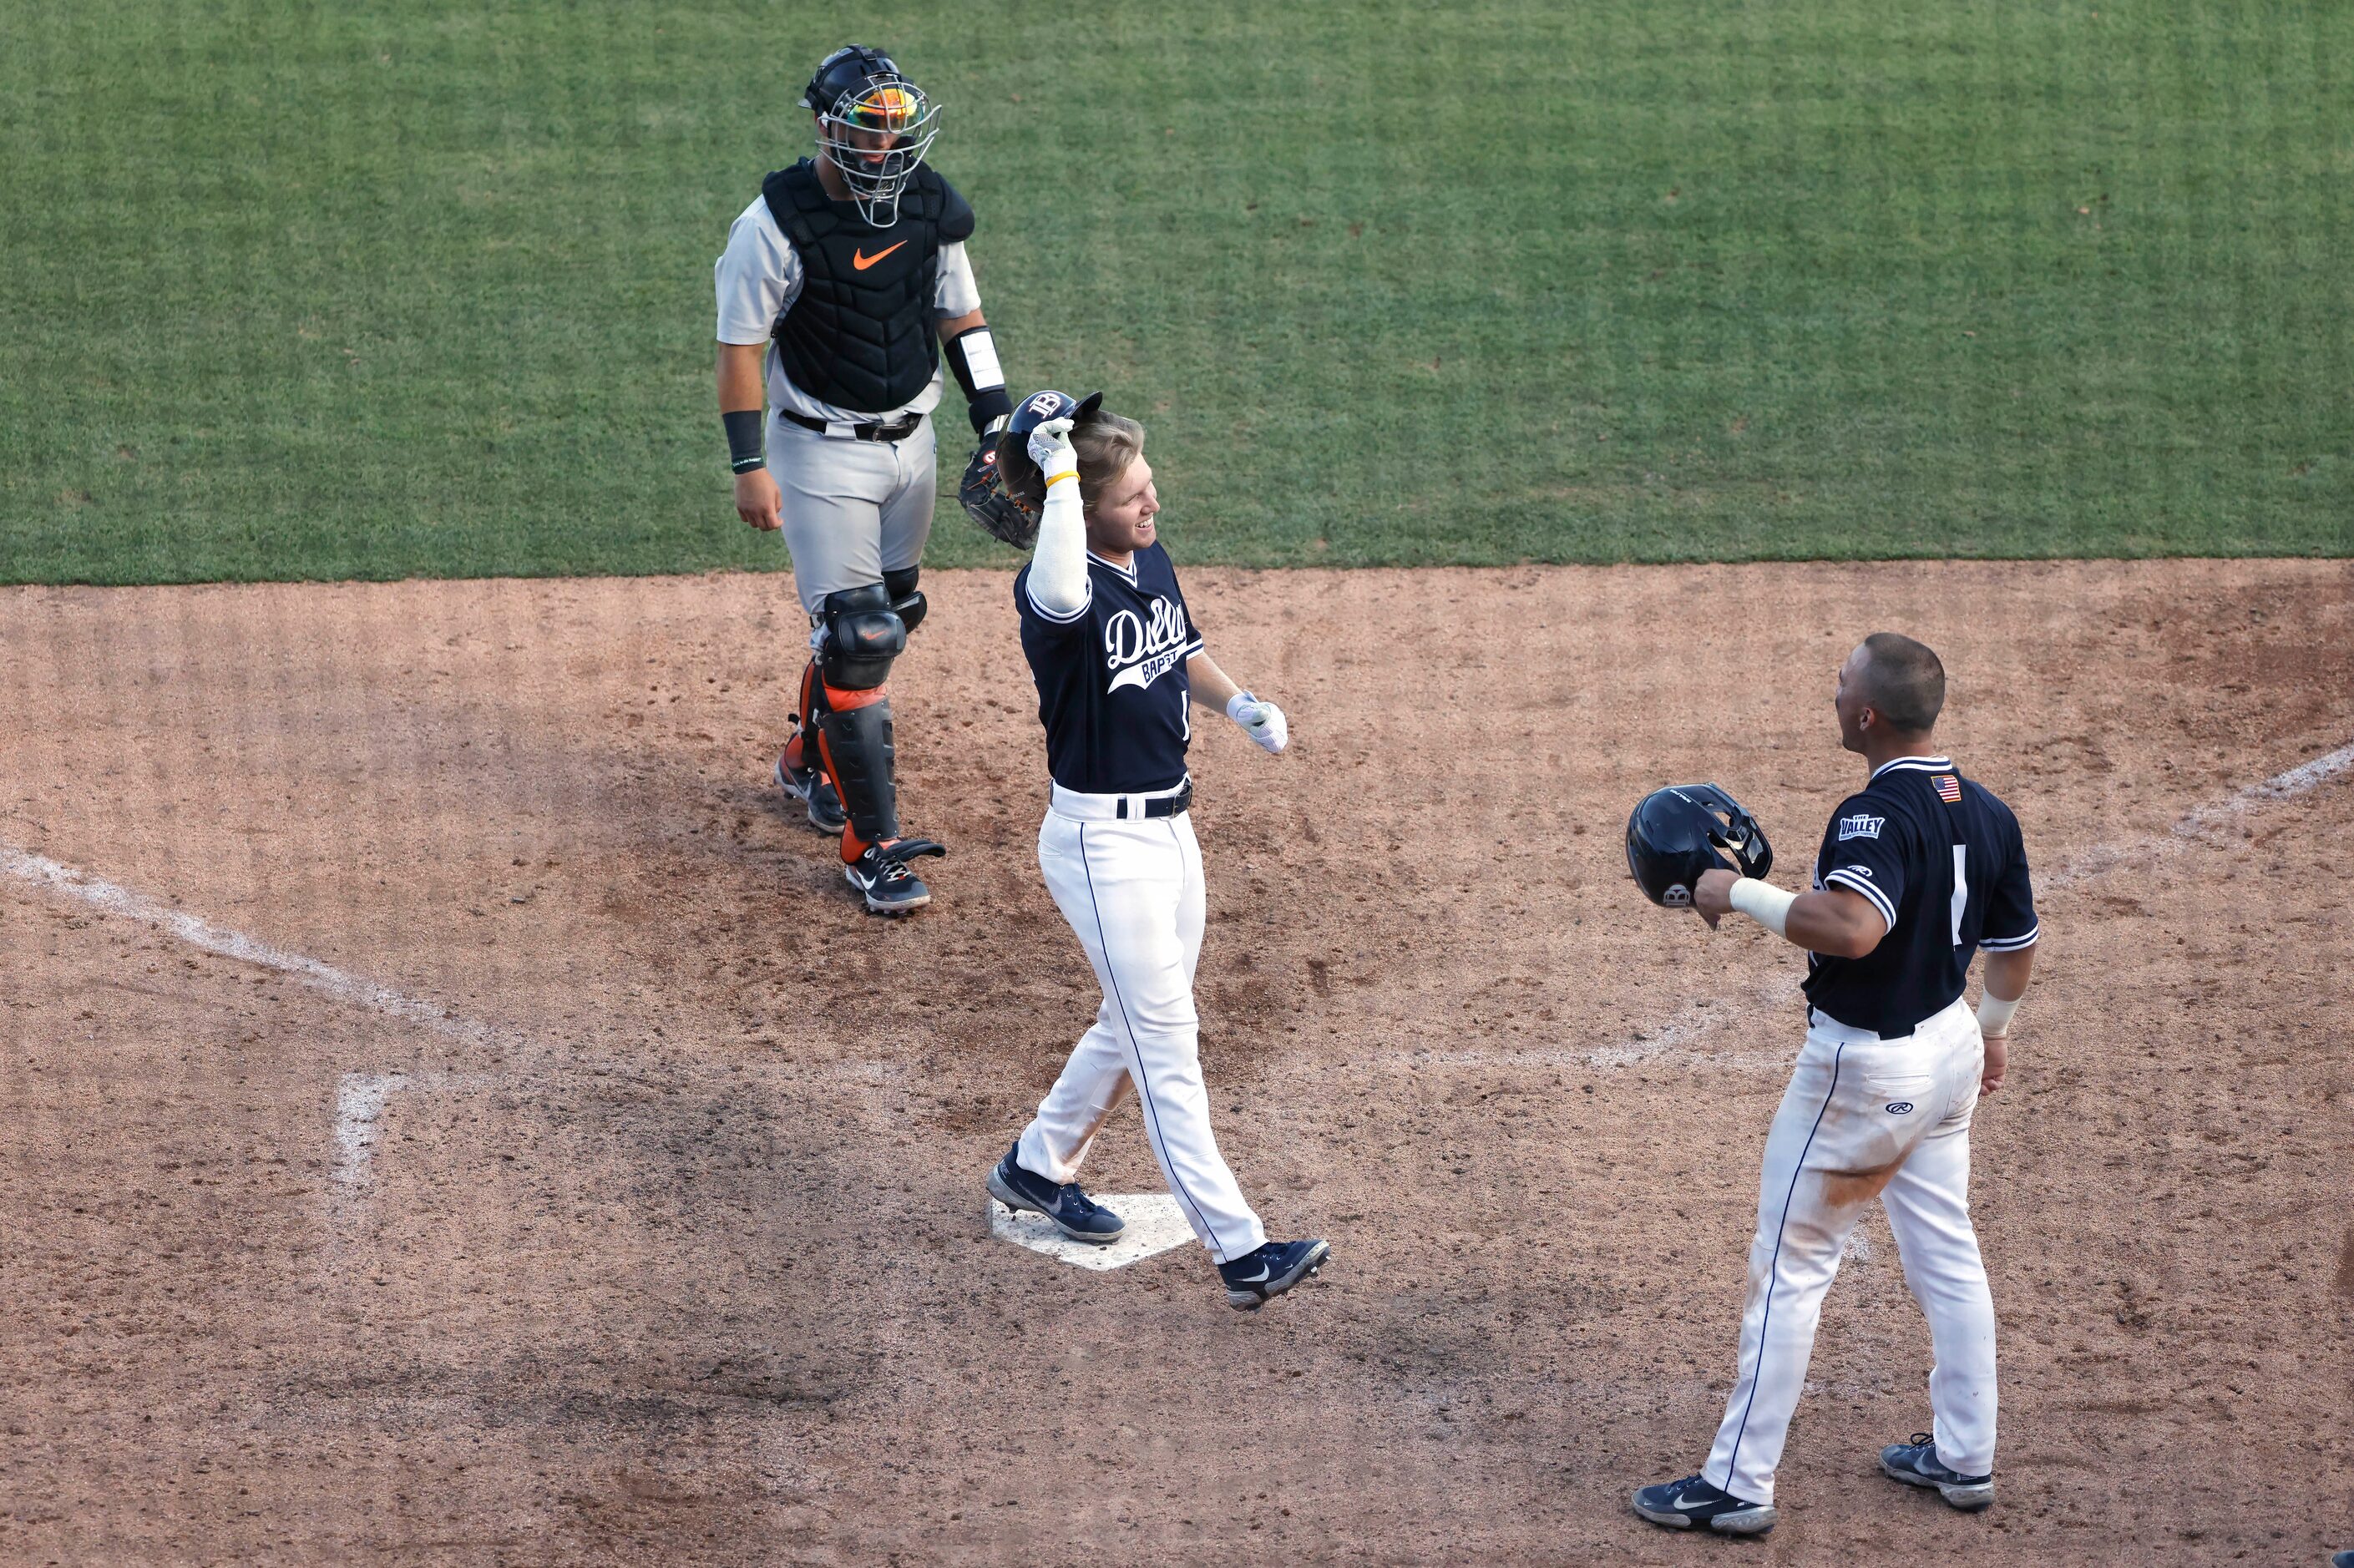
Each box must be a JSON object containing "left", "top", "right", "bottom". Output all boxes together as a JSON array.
[{"left": 986, "top": 1193, "right": 1195, "bottom": 1271}]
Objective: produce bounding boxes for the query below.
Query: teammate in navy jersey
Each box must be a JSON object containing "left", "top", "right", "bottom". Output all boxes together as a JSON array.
[
  {"left": 977, "top": 389, "right": 1329, "bottom": 1312},
  {"left": 1633, "top": 632, "right": 2040, "bottom": 1537}
]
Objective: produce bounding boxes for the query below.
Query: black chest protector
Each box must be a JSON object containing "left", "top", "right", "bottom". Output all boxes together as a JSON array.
[{"left": 762, "top": 160, "right": 975, "bottom": 415}]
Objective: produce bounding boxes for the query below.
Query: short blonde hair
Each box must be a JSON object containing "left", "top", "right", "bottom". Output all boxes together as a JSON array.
[{"left": 997, "top": 405, "right": 1147, "bottom": 518}]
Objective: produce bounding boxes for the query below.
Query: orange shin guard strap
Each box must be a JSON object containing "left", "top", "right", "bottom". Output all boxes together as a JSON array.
[{"left": 822, "top": 681, "right": 888, "bottom": 713}]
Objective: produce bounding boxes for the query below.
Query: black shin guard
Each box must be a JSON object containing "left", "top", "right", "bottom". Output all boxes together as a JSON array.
[{"left": 818, "top": 699, "right": 899, "bottom": 845}]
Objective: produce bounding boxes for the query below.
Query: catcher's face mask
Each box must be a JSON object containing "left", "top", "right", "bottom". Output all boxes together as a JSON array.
[{"left": 807, "top": 63, "right": 940, "bottom": 226}]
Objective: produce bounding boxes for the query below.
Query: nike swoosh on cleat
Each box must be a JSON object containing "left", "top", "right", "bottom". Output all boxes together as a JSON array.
[
  {"left": 1231, "top": 1267, "right": 1270, "bottom": 1283},
  {"left": 1676, "top": 1490, "right": 1724, "bottom": 1510},
  {"left": 853, "top": 241, "right": 907, "bottom": 271}
]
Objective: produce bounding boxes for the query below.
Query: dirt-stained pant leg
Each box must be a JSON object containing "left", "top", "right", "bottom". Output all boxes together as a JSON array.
[
  {"left": 1018, "top": 811, "right": 1266, "bottom": 1264},
  {"left": 1881, "top": 1105, "right": 1997, "bottom": 1479},
  {"left": 1703, "top": 998, "right": 1987, "bottom": 1505}
]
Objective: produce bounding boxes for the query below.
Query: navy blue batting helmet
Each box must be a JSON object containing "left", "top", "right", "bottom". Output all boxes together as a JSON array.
[
  {"left": 1008, "top": 388, "right": 1102, "bottom": 441},
  {"left": 1625, "top": 784, "right": 1773, "bottom": 908}
]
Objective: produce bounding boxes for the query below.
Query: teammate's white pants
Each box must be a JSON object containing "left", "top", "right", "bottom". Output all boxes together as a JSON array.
[
  {"left": 1016, "top": 808, "right": 1268, "bottom": 1265},
  {"left": 767, "top": 412, "right": 937, "bottom": 617},
  {"left": 1703, "top": 995, "right": 1996, "bottom": 1505}
]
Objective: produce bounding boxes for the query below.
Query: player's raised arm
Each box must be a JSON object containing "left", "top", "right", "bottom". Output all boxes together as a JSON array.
[{"left": 1023, "top": 414, "right": 1087, "bottom": 615}]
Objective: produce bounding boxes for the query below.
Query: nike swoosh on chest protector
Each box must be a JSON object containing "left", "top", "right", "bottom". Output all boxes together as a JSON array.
[{"left": 852, "top": 241, "right": 908, "bottom": 271}]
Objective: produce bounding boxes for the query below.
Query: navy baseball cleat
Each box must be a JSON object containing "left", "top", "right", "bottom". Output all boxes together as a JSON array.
[
  {"left": 1217, "top": 1239, "right": 1329, "bottom": 1311},
  {"left": 1880, "top": 1434, "right": 1994, "bottom": 1510},
  {"left": 986, "top": 1145, "right": 1125, "bottom": 1244},
  {"left": 2333, "top": 1551, "right": 2354, "bottom": 1568},
  {"left": 844, "top": 837, "right": 944, "bottom": 915},
  {"left": 1630, "top": 1474, "right": 1778, "bottom": 1535},
  {"left": 773, "top": 746, "right": 846, "bottom": 835}
]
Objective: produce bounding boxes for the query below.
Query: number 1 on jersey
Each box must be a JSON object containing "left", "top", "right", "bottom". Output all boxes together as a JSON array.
[{"left": 1950, "top": 844, "right": 1968, "bottom": 947}]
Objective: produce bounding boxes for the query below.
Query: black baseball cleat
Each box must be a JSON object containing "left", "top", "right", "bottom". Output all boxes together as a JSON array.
[
  {"left": 1630, "top": 1474, "right": 1778, "bottom": 1535},
  {"left": 1217, "top": 1239, "right": 1329, "bottom": 1311},
  {"left": 843, "top": 837, "right": 945, "bottom": 915},
  {"left": 1880, "top": 1434, "right": 1994, "bottom": 1510},
  {"left": 773, "top": 746, "right": 846, "bottom": 835},
  {"left": 985, "top": 1145, "right": 1126, "bottom": 1244}
]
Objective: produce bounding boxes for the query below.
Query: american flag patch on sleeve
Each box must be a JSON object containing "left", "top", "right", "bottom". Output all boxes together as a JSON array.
[{"left": 1935, "top": 775, "right": 1962, "bottom": 803}]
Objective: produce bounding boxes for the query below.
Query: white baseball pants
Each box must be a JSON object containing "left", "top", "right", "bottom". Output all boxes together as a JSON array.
[
  {"left": 766, "top": 412, "right": 936, "bottom": 616},
  {"left": 1703, "top": 994, "right": 1997, "bottom": 1505},
  {"left": 1015, "top": 806, "right": 1267, "bottom": 1265}
]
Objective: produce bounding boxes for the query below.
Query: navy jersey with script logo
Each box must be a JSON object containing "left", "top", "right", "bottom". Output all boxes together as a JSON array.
[
  {"left": 1015, "top": 543, "right": 1204, "bottom": 795},
  {"left": 1801, "top": 755, "right": 2039, "bottom": 1037}
]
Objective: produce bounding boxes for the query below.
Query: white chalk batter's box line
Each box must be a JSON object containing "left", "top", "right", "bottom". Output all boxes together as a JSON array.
[{"left": 4, "top": 736, "right": 2349, "bottom": 1264}]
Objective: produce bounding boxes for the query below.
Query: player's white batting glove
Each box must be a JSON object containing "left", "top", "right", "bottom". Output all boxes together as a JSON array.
[
  {"left": 1026, "top": 416, "right": 1076, "bottom": 475},
  {"left": 1226, "top": 691, "right": 1288, "bottom": 754}
]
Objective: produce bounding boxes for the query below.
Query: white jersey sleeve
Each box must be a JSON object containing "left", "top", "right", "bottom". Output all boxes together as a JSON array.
[
  {"left": 934, "top": 240, "right": 981, "bottom": 317},
  {"left": 1025, "top": 473, "right": 1090, "bottom": 620},
  {"left": 713, "top": 196, "right": 802, "bottom": 346}
]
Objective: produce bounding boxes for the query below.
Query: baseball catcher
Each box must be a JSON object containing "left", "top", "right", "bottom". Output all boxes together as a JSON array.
[{"left": 713, "top": 44, "right": 1015, "bottom": 914}]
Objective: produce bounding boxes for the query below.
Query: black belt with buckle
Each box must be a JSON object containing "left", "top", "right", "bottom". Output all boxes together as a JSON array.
[
  {"left": 780, "top": 408, "right": 924, "bottom": 442},
  {"left": 1117, "top": 782, "right": 1193, "bottom": 820}
]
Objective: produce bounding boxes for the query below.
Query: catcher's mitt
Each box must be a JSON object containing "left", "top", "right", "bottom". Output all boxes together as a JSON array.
[{"left": 958, "top": 431, "right": 1038, "bottom": 549}]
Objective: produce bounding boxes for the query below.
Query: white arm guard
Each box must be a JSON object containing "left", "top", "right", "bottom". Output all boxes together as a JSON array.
[
  {"left": 1977, "top": 991, "right": 2022, "bottom": 1036},
  {"left": 1025, "top": 422, "right": 1087, "bottom": 619},
  {"left": 1729, "top": 878, "right": 1796, "bottom": 938}
]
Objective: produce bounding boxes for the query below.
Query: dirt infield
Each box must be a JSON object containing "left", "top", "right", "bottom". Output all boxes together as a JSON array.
[{"left": 2, "top": 559, "right": 2349, "bottom": 1565}]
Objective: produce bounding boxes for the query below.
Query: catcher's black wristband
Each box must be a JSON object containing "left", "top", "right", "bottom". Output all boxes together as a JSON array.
[
  {"left": 966, "top": 386, "right": 1013, "bottom": 438},
  {"left": 723, "top": 408, "right": 766, "bottom": 473}
]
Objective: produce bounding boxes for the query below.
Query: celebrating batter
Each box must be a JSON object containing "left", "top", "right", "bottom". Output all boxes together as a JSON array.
[
  {"left": 975, "top": 390, "right": 1329, "bottom": 1312},
  {"left": 713, "top": 45, "right": 1015, "bottom": 914},
  {"left": 1623, "top": 634, "right": 2040, "bottom": 1536}
]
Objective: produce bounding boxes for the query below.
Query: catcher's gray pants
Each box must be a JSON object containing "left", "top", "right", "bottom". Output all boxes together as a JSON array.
[{"left": 767, "top": 411, "right": 938, "bottom": 621}]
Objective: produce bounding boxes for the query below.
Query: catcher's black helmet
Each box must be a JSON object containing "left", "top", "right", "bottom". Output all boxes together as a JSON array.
[
  {"left": 1625, "top": 784, "right": 1773, "bottom": 908},
  {"left": 958, "top": 390, "right": 1103, "bottom": 548}
]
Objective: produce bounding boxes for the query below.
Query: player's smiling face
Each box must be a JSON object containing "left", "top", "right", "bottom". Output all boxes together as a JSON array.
[{"left": 1084, "top": 453, "right": 1159, "bottom": 560}]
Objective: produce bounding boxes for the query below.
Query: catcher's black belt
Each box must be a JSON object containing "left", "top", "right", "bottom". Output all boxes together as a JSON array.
[{"left": 780, "top": 408, "right": 924, "bottom": 442}]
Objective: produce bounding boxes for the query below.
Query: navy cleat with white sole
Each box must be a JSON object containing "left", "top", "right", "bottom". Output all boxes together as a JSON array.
[
  {"left": 843, "top": 837, "right": 944, "bottom": 915},
  {"left": 1217, "top": 1239, "right": 1329, "bottom": 1311},
  {"left": 1630, "top": 1474, "right": 1779, "bottom": 1535},
  {"left": 1880, "top": 1434, "right": 1994, "bottom": 1510},
  {"left": 985, "top": 1145, "right": 1125, "bottom": 1244},
  {"left": 773, "top": 746, "right": 846, "bottom": 835}
]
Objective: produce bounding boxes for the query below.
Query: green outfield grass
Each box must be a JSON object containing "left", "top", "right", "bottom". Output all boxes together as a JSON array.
[{"left": 3, "top": 0, "right": 2346, "bottom": 583}]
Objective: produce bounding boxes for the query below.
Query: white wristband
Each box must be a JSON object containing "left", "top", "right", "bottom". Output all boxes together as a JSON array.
[
  {"left": 1977, "top": 992, "right": 2021, "bottom": 1037},
  {"left": 1728, "top": 878, "right": 1795, "bottom": 938},
  {"left": 1225, "top": 690, "right": 1255, "bottom": 722}
]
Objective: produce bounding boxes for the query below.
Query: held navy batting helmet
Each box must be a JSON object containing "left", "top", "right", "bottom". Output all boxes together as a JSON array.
[
  {"left": 1008, "top": 387, "right": 1102, "bottom": 440},
  {"left": 959, "top": 390, "right": 1105, "bottom": 547},
  {"left": 1625, "top": 784, "right": 1774, "bottom": 908}
]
